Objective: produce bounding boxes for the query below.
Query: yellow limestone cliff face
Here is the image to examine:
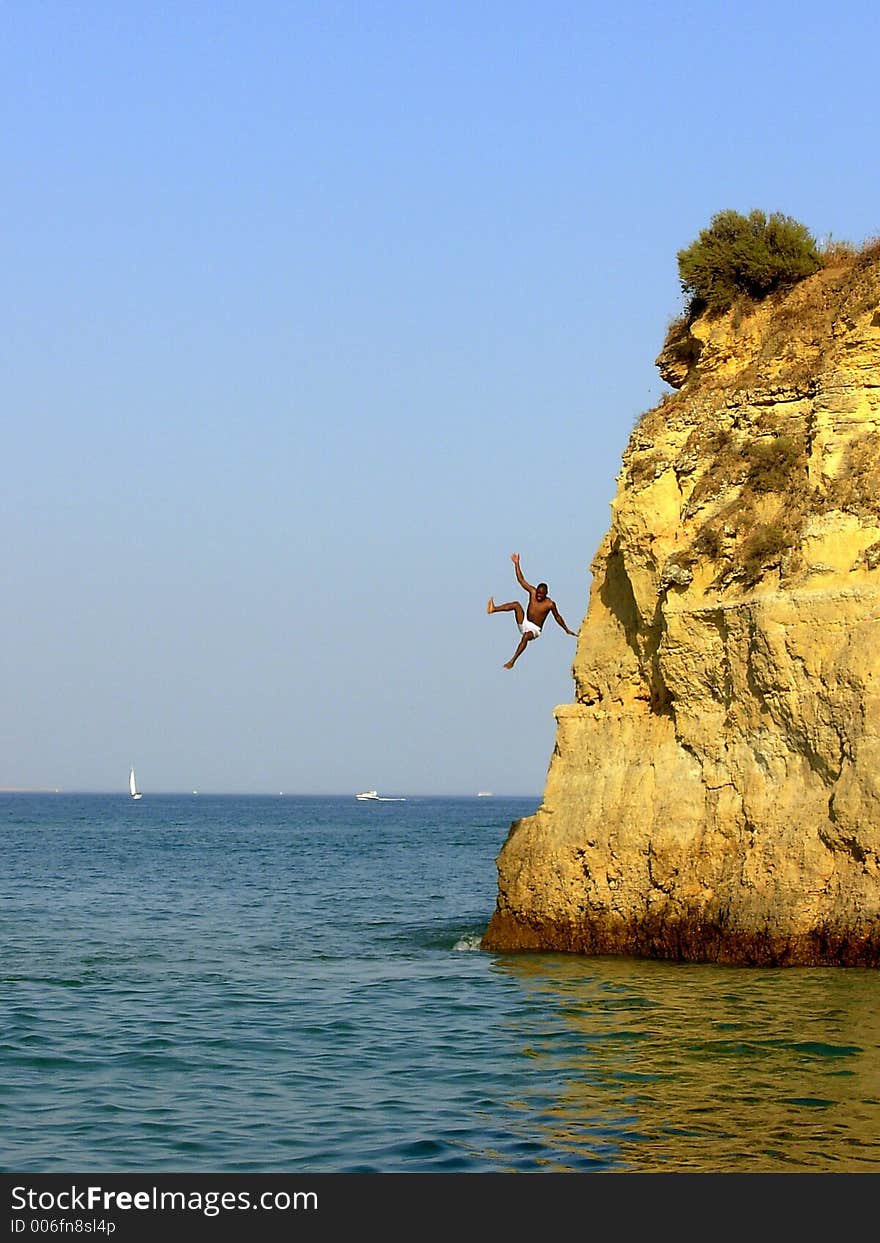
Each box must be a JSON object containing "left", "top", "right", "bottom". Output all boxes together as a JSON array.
[{"left": 483, "top": 249, "right": 880, "bottom": 965}]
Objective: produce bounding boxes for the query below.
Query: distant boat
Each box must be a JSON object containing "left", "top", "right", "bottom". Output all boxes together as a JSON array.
[
  {"left": 477, "top": 791, "right": 493, "bottom": 797},
  {"left": 129, "top": 767, "right": 143, "bottom": 800},
  {"left": 355, "top": 790, "right": 406, "bottom": 802}
]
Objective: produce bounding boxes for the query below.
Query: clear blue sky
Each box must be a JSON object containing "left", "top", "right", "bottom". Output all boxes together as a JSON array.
[{"left": 2, "top": 1, "right": 877, "bottom": 794}]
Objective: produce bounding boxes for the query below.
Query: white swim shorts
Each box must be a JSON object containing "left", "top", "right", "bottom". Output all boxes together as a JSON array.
[{"left": 519, "top": 619, "right": 542, "bottom": 639}]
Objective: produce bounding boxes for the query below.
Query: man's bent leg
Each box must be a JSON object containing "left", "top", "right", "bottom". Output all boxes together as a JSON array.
[{"left": 488, "top": 598, "right": 525, "bottom": 625}]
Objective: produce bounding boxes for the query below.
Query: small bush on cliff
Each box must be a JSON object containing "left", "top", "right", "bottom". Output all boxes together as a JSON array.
[
  {"left": 819, "top": 233, "right": 880, "bottom": 269},
  {"left": 693, "top": 521, "right": 726, "bottom": 562},
  {"left": 739, "top": 521, "right": 792, "bottom": 585},
  {"left": 744, "top": 436, "right": 805, "bottom": 493},
  {"left": 678, "top": 210, "right": 822, "bottom": 316}
]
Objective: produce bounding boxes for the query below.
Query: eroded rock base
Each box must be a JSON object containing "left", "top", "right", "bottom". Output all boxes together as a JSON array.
[{"left": 481, "top": 911, "right": 880, "bottom": 967}]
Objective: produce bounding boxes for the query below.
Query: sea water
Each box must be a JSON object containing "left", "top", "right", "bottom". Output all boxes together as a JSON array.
[{"left": 2, "top": 793, "right": 879, "bottom": 1173}]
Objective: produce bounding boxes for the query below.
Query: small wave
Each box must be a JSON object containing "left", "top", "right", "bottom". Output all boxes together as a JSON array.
[{"left": 453, "top": 932, "right": 483, "bottom": 952}]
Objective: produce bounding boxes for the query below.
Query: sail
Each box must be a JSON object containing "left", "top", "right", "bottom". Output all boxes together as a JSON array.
[{"left": 129, "top": 768, "right": 138, "bottom": 798}]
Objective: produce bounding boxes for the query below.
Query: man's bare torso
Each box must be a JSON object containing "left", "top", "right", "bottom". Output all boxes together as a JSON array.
[{"left": 526, "top": 591, "right": 555, "bottom": 628}]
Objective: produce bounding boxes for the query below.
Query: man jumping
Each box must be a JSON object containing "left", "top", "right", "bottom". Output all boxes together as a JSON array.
[{"left": 487, "top": 553, "right": 577, "bottom": 669}]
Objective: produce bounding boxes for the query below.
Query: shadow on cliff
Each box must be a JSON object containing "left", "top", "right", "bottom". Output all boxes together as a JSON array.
[{"left": 598, "top": 543, "right": 672, "bottom": 714}]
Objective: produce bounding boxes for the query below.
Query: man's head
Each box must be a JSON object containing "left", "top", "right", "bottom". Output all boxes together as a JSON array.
[{"left": 536, "top": 583, "right": 548, "bottom": 601}]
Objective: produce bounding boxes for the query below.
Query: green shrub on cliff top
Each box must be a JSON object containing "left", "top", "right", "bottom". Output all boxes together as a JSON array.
[{"left": 678, "top": 209, "right": 822, "bottom": 316}]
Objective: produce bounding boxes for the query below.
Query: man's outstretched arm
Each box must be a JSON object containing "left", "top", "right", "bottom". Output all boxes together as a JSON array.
[
  {"left": 511, "top": 552, "right": 534, "bottom": 593},
  {"left": 551, "top": 604, "right": 577, "bottom": 636}
]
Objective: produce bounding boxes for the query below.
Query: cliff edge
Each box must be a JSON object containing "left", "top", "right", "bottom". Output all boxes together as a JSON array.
[{"left": 483, "top": 247, "right": 880, "bottom": 965}]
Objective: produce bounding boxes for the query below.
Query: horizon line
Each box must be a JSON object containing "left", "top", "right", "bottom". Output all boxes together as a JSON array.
[{"left": 0, "top": 788, "right": 540, "bottom": 798}]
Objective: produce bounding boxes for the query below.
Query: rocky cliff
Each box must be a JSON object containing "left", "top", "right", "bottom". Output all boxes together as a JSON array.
[{"left": 483, "top": 246, "right": 880, "bottom": 965}]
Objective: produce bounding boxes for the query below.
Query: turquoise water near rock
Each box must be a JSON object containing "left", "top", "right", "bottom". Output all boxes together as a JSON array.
[{"left": 2, "top": 793, "right": 879, "bottom": 1172}]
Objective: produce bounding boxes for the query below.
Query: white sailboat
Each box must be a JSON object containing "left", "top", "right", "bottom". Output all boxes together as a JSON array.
[{"left": 129, "top": 767, "right": 143, "bottom": 800}]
